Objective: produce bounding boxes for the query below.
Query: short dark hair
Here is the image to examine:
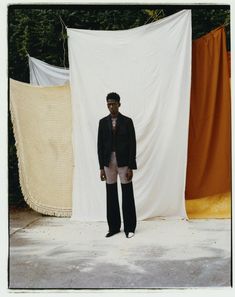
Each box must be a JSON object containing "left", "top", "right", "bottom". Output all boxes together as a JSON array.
[{"left": 106, "top": 92, "right": 120, "bottom": 102}]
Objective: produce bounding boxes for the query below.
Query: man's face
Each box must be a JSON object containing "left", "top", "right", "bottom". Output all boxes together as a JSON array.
[{"left": 107, "top": 99, "right": 120, "bottom": 116}]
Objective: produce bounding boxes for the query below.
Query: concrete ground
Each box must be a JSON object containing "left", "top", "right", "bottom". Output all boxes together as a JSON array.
[{"left": 9, "top": 208, "right": 231, "bottom": 289}]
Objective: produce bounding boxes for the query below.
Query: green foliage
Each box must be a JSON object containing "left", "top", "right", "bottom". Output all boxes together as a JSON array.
[
  {"left": 8, "top": 5, "right": 230, "bottom": 205},
  {"left": 192, "top": 8, "right": 230, "bottom": 43}
]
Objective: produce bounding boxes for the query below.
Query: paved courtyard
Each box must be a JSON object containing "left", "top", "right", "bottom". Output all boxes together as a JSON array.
[{"left": 9, "top": 208, "right": 231, "bottom": 289}]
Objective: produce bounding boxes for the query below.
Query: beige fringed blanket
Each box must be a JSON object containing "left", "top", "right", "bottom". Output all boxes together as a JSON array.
[{"left": 10, "top": 79, "right": 73, "bottom": 217}]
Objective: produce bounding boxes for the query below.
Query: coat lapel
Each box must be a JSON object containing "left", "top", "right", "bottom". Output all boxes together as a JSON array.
[
  {"left": 116, "top": 112, "right": 123, "bottom": 133},
  {"left": 106, "top": 115, "right": 112, "bottom": 135}
]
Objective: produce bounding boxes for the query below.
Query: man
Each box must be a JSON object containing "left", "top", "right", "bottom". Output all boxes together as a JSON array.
[{"left": 97, "top": 92, "right": 137, "bottom": 238}]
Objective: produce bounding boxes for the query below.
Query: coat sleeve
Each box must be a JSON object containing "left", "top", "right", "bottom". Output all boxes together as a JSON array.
[
  {"left": 128, "top": 118, "right": 137, "bottom": 170},
  {"left": 97, "top": 120, "right": 104, "bottom": 170}
]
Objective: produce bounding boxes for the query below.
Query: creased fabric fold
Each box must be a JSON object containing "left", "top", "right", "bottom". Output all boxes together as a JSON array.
[{"left": 28, "top": 55, "right": 70, "bottom": 86}]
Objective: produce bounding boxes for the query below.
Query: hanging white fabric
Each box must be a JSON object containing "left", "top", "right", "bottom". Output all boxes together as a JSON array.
[
  {"left": 28, "top": 55, "right": 70, "bottom": 86},
  {"left": 67, "top": 10, "right": 192, "bottom": 221}
]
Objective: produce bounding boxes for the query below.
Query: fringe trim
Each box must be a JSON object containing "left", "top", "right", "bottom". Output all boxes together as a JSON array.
[{"left": 9, "top": 81, "right": 72, "bottom": 218}]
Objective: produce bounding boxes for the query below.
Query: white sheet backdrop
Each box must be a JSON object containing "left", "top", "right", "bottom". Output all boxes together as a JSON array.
[
  {"left": 68, "top": 10, "right": 192, "bottom": 221},
  {"left": 28, "top": 55, "right": 69, "bottom": 86}
]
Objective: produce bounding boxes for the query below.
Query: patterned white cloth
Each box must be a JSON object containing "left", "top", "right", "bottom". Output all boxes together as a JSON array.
[{"left": 10, "top": 79, "right": 72, "bottom": 217}]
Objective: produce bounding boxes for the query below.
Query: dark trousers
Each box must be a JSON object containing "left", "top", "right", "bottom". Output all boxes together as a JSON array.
[{"left": 106, "top": 182, "right": 137, "bottom": 233}]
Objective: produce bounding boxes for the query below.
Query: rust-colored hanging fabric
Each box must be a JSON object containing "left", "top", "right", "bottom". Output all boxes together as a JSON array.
[
  {"left": 227, "top": 51, "right": 231, "bottom": 77},
  {"left": 185, "top": 27, "right": 231, "bottom": 199}
]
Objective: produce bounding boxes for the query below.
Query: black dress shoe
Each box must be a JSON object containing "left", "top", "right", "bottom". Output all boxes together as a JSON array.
[{"left": 105, "top": 230, "right": 120, "bottom": 238}]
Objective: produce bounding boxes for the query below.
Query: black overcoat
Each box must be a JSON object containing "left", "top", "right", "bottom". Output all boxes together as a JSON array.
[{"left": 97, "top": 112, "right": 137, "bottom": 170}]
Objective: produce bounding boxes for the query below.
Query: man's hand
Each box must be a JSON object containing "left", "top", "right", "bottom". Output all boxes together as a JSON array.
[
  {"left": 100, "top": 169, "right": 106, "bottom": 181},
  {"left": 126, "top": 168, "right": 133, "bottom": 181}
]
